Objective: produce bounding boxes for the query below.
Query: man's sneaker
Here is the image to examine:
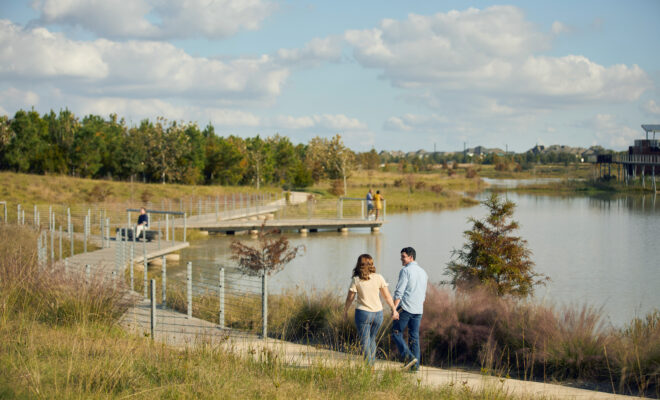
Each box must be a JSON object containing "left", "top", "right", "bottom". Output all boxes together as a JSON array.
[{"left": 402, "top": 357, "right": 418, "bottom": 370}]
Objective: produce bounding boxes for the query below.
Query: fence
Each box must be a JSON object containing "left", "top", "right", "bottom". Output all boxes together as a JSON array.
[
  {"left": 138, "top": 260, "right": 268, "bottom": 339},
  {"left": 35, "top": 230, "right": 271, "bottom": 340},
  {"left": 4, "top": 192, "right": 276, "bottom": 257}
]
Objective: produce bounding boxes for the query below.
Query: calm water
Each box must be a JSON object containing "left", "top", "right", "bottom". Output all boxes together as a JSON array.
[{"left": 173, "top": 190, "right": 660, "bottom": 326}]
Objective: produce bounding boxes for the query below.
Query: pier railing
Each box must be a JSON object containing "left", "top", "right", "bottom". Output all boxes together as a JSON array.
[
  {"left": 613, "top": 154, "right": 660, "bottom": 165},
  {"left": 275, "top": 197, "right": 386, "bottom": 221}
]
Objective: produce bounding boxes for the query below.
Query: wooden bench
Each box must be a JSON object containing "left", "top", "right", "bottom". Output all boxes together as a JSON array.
[{"left": 116, "top": 227, "right": 158, "bottom": 242}]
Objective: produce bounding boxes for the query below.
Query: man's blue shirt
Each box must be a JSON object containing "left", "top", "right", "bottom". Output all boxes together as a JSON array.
[{"left": 393, "top": 261, "right": 428, "bottom": 314}]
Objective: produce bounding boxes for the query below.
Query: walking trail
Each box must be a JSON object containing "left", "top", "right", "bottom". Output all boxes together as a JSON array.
[{"left": 121, "top": 300, "right": 642, "bottom": 400}]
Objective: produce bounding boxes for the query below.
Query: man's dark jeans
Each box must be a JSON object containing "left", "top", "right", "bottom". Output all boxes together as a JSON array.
[{"left": 392, "top": 309, "right": 421, "bottom": 369}]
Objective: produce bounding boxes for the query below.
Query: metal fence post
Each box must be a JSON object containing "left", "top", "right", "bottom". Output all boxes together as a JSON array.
[
  {"left": 85, "top": 264, "right": 90, "bottom": 284},
  {"left": 113, "top": 231, "right": 118, "bottom": 272},
  {"left": 130, "top": 229, "right": 135, "bottom": 291},
  {"left": 165, "top": 214, "right": 169, "bottom": 242},
  {"left": 187, "top": 261, "right": 192, "bottom": 319},
  {"left": 219, "top": 267, "right": 225, "bottom": 328},
  {"left": 150, "top": 279, "right": 156, "bottom": 340},
  {"left": 143, "top": 229, "right": 148, "bottom": 298},
  {"left": 50, "top": 227, "right": 55, "bottom": 262},
  {"left": 83, "top": 215, "right": 88, "bottom": 253},
  {"left": 59, "top": 225, "right": 63, "bottom": 261},
  {"left": 161, "top": 256, "right": 167, "bottom": 305},
  {"left": 69, "top": 221, "right": 73, "bottom": 257},
  {"left": 262, "top": 271, "right": 268, "bottom": 339},
  {"left": 183, "top": 213, "right": 187, "bottom": 242}
]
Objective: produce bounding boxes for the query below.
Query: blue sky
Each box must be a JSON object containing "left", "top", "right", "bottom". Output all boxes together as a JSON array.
[{"left": 1, "top": 0, "right": 659, "bottom": 152}]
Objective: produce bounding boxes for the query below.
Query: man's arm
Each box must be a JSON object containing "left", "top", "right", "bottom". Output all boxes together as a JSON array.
[{"left": 392, "top": 268, "right": 408, "bottom": 309}]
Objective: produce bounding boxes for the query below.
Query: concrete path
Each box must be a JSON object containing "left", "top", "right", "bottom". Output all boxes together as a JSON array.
[{"left": 120, "top": 300, "right": 641, "bottom": 400}]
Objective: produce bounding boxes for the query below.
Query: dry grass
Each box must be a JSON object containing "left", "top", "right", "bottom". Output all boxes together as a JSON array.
[{"left": 1, "top": 223, "right": 539, "bottom": 399}]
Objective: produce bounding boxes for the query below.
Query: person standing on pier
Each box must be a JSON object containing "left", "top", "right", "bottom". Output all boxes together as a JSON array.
[
  {"left": 392, "top": 247, "right": 428, "bottom": 371},
  {"left": 374, "top": 190, "right": 384, "bottom": 220},
  {"left": 366, "top": 189, "right": 374, "bottom": 220}
]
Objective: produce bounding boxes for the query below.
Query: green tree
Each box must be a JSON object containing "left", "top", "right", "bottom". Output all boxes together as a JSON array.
[
  {"left": 4, "top": 110, "right": 49, "bottom": 173},
  {"left": 269, "top": 134, "right": 297, "bottom": 187},
  {"left": 446, "top": 193, "right": 548, "bottom": 297},
  {"left": 243, "top": 136, "right": 273, "bottom": 189},
  {"left": 204, "top": 134, "right": 245, "bottom": 185},
  {"left": 72, "top": 115, "right": 106, "bottom": 178}
]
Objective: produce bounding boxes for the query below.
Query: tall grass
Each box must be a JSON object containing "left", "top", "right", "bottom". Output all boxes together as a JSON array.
[
  {"left": 1, "top": 224, "right": 535, "bottom": 399},
  {"left": 261, "top": 285, "right": 659, "bottom": 397}
]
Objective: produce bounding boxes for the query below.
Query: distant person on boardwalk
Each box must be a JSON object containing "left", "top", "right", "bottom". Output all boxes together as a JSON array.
[
  {"left": 366, "top": 189, "right": 374, "bottom": 220},
  {"left": 392, "top": 247, "right": 428, "bottom": 371},
  {"left": 136, "top": 207, "right": 149, "bottom": 240},
  {"left": 344, "top": 254, "right": 399, "bottom": 365},
  {"left": 374, "top": 190, "right": 384, "bottom": 220}
]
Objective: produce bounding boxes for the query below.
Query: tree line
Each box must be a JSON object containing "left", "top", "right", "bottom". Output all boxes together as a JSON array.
[{"left": 0, "top": 109, "right": 383, "bottom": 188}]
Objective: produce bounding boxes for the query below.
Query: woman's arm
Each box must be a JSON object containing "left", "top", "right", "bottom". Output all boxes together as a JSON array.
[
  {"left": 380, "top": 286, "right": 399, "bottom": 320},
  {"left": 343, "top": 290, "right": 356, "bottom": 319}
]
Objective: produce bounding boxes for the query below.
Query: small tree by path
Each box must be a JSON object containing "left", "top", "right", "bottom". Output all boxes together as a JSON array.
[
  {"left": 446, "top": 193, "right": 549, "bottom": 297},
  {"left": 230, "top": 227, "right": 305, "bottom": 276}
]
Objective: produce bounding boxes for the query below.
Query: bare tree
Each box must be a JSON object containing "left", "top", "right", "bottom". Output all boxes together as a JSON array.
[{"left": 230, "top": 227, "right": 305, "bottom": 276}]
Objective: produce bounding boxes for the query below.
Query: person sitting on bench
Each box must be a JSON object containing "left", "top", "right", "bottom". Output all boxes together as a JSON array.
[{"left": 136, "top": 207, "right": 149, "bottom": 240}]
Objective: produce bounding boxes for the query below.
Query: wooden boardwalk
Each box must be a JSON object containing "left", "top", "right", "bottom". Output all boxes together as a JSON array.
[
  {"left": 194, "top": 218, "right": 384, "bottom": 234},
  {"left": 64, "top": 239, "right": 189, "bottom": 276}
]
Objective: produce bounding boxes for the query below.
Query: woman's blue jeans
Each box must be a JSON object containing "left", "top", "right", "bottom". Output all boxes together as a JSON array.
[
  {"left": 354, "top": 309, "right": 383, "bottom": 364},
  {"left": 392, "top": 310, "right": 422, "bottom": 369}
]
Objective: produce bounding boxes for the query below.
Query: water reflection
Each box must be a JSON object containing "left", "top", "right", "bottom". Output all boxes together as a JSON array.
[{"left": 170, "top": 188, "right": 660, "bottom": 327}]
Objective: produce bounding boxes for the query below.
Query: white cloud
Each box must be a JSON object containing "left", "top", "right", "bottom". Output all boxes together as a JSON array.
[
  {"left": 0, "top": 87, "right": 40, "bottom": 110},
  {"left": 272, "top": 114, "right": 368, "bottom": 131},
  {"left": 383, "top": 114, "right": 448, "bottom": 132},
  {"left": 276, "top": 37, "right": 343, "bottom": 66},
  {"left": 344, "top": 7, "right": 650, "bottom": 106},
  {"left": 642, "top": 99, "right": 660, "bottom": 115},
  {"left": 31, "top": 0, "right": 274, "bottom": 40},
  {"left": 77, "top": 96, "right": 262, "bottom": 127},
  {"left": 519, "top": 55, "right": 649, "bottom": 101},
  {"left": 589, "top": 114, "right": 639, "bottom": 149},
  {"left": 0, "top": 19, "right": 107, "bottom": 79},
  {"left": 551, "top": 21, "right": 572, "bottom": 35},
  {"left": 0, "top": 21, "right": 289, "bottom": 104}
]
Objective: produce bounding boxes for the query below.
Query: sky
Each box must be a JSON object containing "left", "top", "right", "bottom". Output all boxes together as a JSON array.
[{"left": 0, "top": 0, "right": 659, "bottom": 152}]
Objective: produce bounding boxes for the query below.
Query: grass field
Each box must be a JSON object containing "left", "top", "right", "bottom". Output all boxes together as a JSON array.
[{"left": 0, "top": 224, "right": 547, "bottom": 400}]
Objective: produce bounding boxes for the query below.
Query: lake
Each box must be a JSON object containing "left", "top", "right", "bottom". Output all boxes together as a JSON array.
[{"left": 171, "top": 188, "right": 660, "bottom": 327}]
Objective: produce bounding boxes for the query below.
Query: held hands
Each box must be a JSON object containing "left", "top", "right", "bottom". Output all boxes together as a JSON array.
[{"left": 391, "top": 310, "right": 399, "bottom": 320}]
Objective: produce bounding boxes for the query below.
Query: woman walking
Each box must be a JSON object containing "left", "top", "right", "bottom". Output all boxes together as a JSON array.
[{"left": 344, "top": 254, "right": 399, "bottom": 364}]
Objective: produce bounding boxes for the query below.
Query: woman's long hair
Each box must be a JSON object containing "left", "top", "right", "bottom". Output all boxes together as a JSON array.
[{"left": 352, "top": 254, "right": 376, "bottom": 281}]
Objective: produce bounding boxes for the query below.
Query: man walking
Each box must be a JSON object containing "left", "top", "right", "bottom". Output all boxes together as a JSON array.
[{"left": 392, "top": 247, "right": 428, "bottom": 371}]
